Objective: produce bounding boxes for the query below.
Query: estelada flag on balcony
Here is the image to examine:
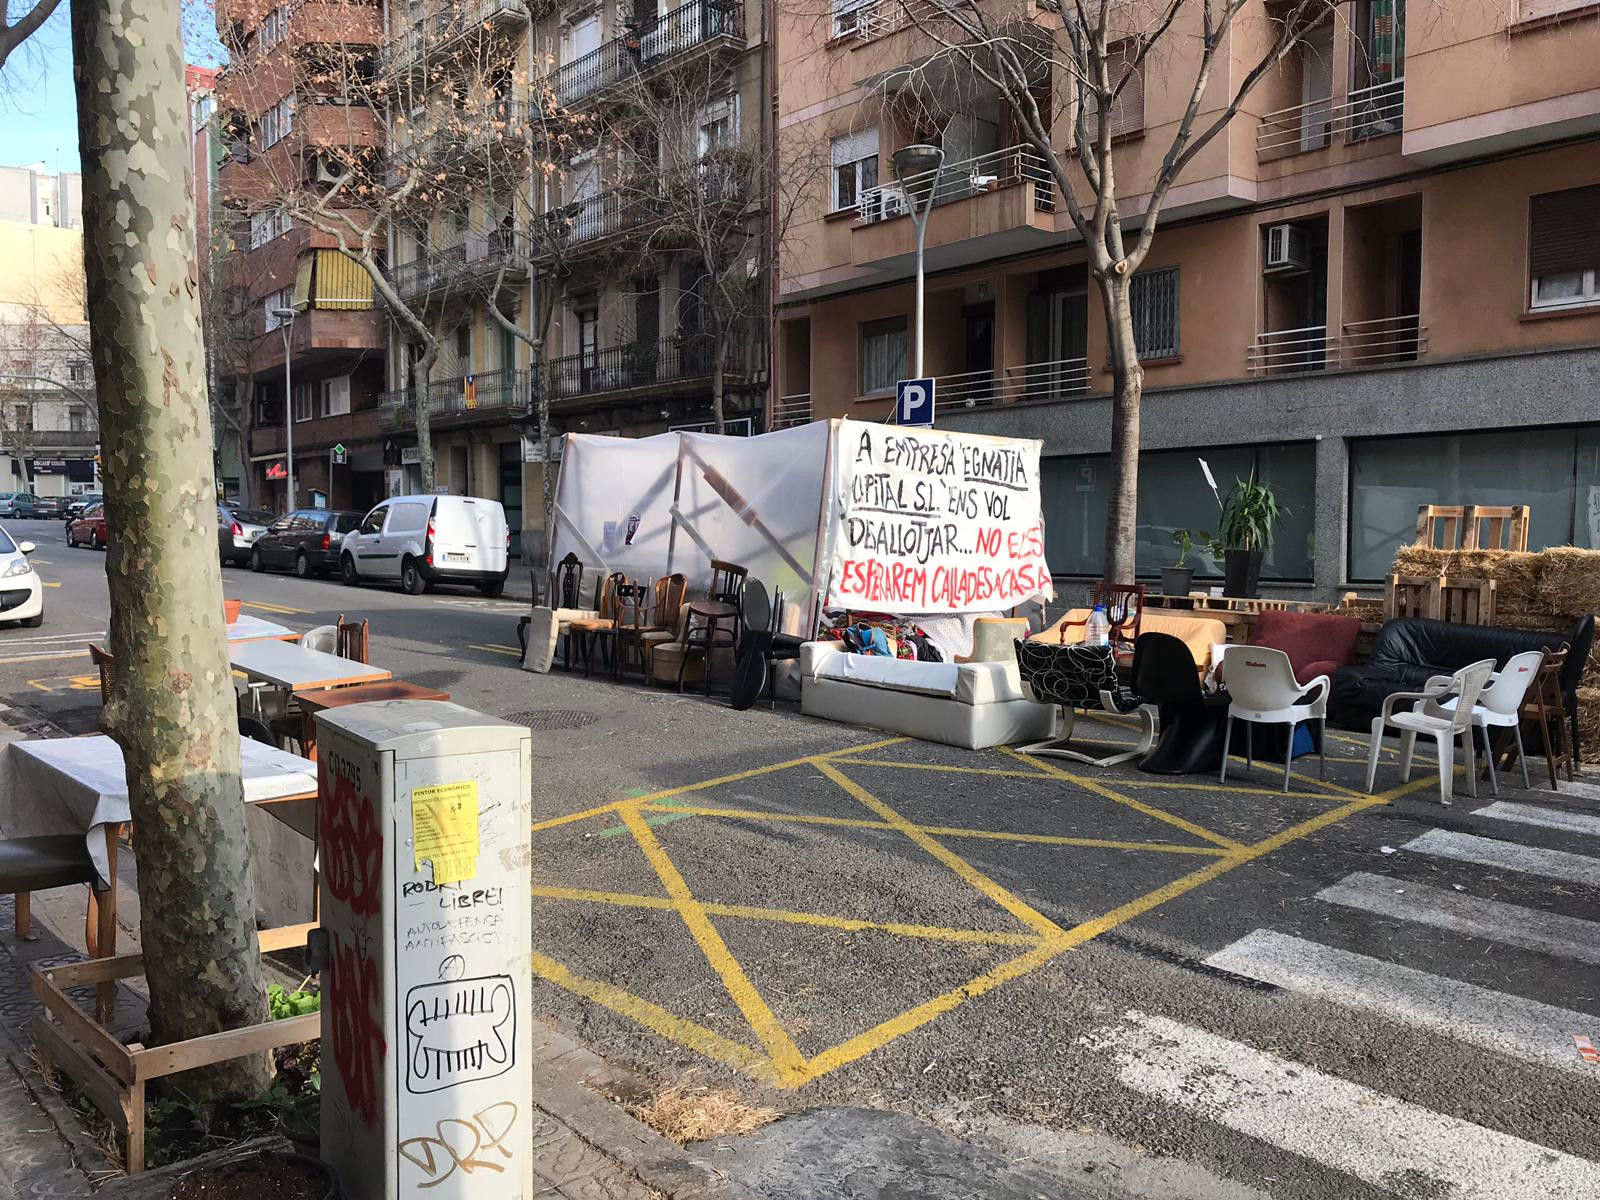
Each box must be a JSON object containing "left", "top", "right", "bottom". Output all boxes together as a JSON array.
[
  {"left": 823, "top": 420, "right": 1053, "bottom": 614},
  {"left": 464, "top": 374, "right": 478, "bottom": 409}
]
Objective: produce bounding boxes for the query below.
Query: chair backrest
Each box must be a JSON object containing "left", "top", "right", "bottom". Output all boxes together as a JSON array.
[
  {"left": 613, "top": 580, "right": 651, "bottom": 630},
  {"left": 1130, "top": 632, "right": 1203, "bottom": 706},
  {"left": 238, "top": 716, "right": 278, "bottom": 746},
  {"left": 553, "top": 552, "right": 583, "bottom": 609},
  {"left": 1521, "top": 646, "right": 1569, "bottom": 718},
  {"left": 1014, "top": 639, "right": 1117, "bottom": 707},
  {"left": 1094, "top": 582, "right": 1145, "bottom": 645},
  {"left": 88, "top": 643, "right": 118, "bottom": 706},
  {"left": 595, "top": 572, "right": 626, "bottom": 619},
  {"left": 741, "top": 578, "right": 771, "bottom": 636},
  {"left": 1441, "top": 658, "right": 1496, "bottom": 732},
  {"left": 1220, "top": 645, "right": 1304, "bottom": 711},
  {"left": 708, "top": 560, "right": 747, "bottom": 606},
  {"left": 653, "top": 573, "right": 687, "bottom": 625},
  {"left": 1476, "top": 650, "right": 1543, "bottom": 716},
  {"left": 336, "top": 615, "right": 371, "bottom": 663},
  {"left": 301, "top": 624, "right": 338, "bottom": 654}
]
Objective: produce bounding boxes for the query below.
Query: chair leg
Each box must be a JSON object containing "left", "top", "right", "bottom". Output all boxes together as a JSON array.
[
  {"left": 1459, "top": 730, "right": 1478, "bottom": 800},
  {"left": 1364, "top": 719, "right": 1383, "bottom": 794},
  {"left": 14, "top": 891, "right": 32, "bottom": 941},
  {"left": 1399, "top": 730, "right": 1417, "bottom": 783},
  {"left": 1514, "top": 722, "right": 1531, "bottom": 789},
  {"left": 1481, "top": 723, "right": 1499, "bottom": 796},
  {"left": 1536, "top": 710, "right": 1558, "bottom": 789},
  {"left": 1318, "top": 717, "right": 1327, "bottom": 780},
  {"left": 1280, "top": 721, "right": 1297, "bottom": 793},
  {"left": 1245, "top": 721, "right": 1253, "bottom": 771},
  {"left": 1220, "top": 716, "right": 1234, "bottom": 783},
  {"left": 1435, "top": 731, "right": 1454, "bottom": 805}
]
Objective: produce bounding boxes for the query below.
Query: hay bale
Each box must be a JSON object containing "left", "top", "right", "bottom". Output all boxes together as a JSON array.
[
  {"left": 1534, "top": 545, "right": 1600, "bottom": 620},
  {"left": 1390, "top": 545, "right": 1545, "bottom": 616},
  {"left": 1578, "top": 687, "right": 1600, "bottom": 764}
]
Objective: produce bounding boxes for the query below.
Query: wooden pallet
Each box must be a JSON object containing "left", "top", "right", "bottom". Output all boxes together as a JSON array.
[
  {"left": 1416, "top": 504, "right": 1529, "bottom": 552},
  {"left": 30, "top": 924, "right": 320, "bottom": 1175}
]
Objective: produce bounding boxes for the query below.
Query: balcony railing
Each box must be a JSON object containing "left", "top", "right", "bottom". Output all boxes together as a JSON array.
[
  {"left": 556, "top": 187, "right": 662, "bottom": 245},
  {"left": 382, "top": 0, "right": 528, "bottom": 71},
  {"left": 539, "top": 334, "right": 735, "bottom": 404},
  {"left": 386, "top": 244, "right": 465, "bottom": 300},
  {"left": 385, "top": 232, "right": 527, "bottom": 300},
  {"left": 387, "top": 100, "right": 529, "bottom": 170},
  {"left": 1247, "top": 314, "right": 1425, "bottom": 375},
  {"left": 1256, "top": 78, "right": 1405, "bottom": 158},
  {"left": 378, "top": 367, "right": 532, "bottom": 427},
  {"left": 551, "top": 0, "right": 743, "bottom": 106},
  {"left": 855, "top": 145, "right": 1055, "bottom": 225},
  {"left": 770, "top": 393, "right": 811, "bottom": 428},
  {"left": 837, "top": 0, "right": 954, "bottom": 41}
]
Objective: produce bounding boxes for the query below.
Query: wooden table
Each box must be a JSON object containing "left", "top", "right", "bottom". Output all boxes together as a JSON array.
[
  {"left": 294, "top": 679, "right": 451, "bottom": 759},
  {"left": 228, "top": 639, "right": 391, "bottom": 692}
]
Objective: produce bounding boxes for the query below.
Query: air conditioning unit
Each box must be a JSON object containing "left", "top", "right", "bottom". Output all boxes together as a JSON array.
[
  {"left": 1264, "top": 223, "right": 1309, "bottom": 274},
  {"left": 313, "top": 154, "right": 349, "bottom": 185}
]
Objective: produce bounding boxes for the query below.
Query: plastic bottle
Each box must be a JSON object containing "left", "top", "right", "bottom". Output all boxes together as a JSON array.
[{"left": 1086, "top": 603, "right": 1110, "bottom": 648}]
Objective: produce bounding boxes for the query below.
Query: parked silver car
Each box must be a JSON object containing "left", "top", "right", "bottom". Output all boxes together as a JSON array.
[{"left": 217, "top": 505, "right": 276, "bottom": 566}]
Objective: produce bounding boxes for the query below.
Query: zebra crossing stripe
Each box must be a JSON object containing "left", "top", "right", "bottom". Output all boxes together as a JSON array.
[
  {"left": 1550, "top": 779, "right": 1600, "bottom": 803},
  {"left": 1317, "top": 871, "right": 1600, "bottom": 966},
  {"left": 1403, "top": 829, "right": 1600, "bottom": 889},
  {"left": 1085, "top": 1010, "right": 1596, "bottom": 1200},
  {"left": 1205, "top": 929, "right": 1598, "bottom": 1075},
  {"left": 1475, "top": 801, "right": 1600, "bottom": 839}
]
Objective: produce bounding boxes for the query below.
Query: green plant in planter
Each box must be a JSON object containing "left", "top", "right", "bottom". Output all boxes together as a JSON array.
[
  {"left": 1172, "top": 529, "right": 1212, "bottom": 567},
  {"left": 1217, "top": 472, "right": 1288, "bottom": 552}
]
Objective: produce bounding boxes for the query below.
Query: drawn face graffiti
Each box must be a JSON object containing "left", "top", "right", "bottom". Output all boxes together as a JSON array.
[
  {"left": 329, "top": 936, "right": 386, "bottom": 1127},
  {"left": 404, "top": 975, "right": 517, "bottom": 1094},
  {"left": 321, "top": 756, "right": 382, "bottom": 918}
]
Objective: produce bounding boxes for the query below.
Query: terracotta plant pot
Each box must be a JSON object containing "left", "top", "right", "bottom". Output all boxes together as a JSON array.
[{"left": 224, "top": 598, "right": 242, "bottom": 625}]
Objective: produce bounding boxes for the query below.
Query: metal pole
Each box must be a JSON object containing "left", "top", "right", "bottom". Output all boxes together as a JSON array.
[
  {"left": 912, "top": 210, "right": 928, "bottom": 378},
  {"left": 281, "top": 318, "right": 294, "bottom": 512}
]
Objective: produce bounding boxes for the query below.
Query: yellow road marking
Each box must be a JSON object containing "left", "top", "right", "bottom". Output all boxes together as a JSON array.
[
  {"left": 0, "top": 649, "right": 89, "bottom": 665},
  {"left": 41, "top": 581, "right": 60, "bottom": 588},
  {"left": 529, "top": 952, "right": 783, "bottom": 1085},
  {"left": 1001, "top": 748, "right": 1245, "bottom": 851},
  {"left": 816, "top": 761, "right": 1064, "bottom": 938},
  {"left": 470, "top": 643, "right": 522, "bottom": 657},
  {"left": 621, "top": 805, "right": 808, "bottom": 1081},
  {"left": 242, "top": 599, "right": 311, "bottom": 615},
  {"left": 790, "top": 770, "right": 1444, "bottom": 1085},
  {"left": 635, "top": 803, "right": 1228, "bottom": 856},
  {"left": 532, "top": 885, "right": 1047, "bottom": 947},
  {"left": 528, "top": 736, "right": 909, "bottom": 834},
  {"left": 841, "top": 758, "right": 1059, "bottom": 779}
]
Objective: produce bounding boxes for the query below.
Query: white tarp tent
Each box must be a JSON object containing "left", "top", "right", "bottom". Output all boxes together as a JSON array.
[{"left": 547, "top": 419, "right": 1051, "bottom": 631}]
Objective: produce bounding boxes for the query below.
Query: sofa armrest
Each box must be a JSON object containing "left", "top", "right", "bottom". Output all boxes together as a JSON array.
[{"left": 800, "top": 640, "right": 843, "bottom": 680}]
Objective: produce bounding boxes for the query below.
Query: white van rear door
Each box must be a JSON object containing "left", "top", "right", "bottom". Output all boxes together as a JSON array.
[{"left": 433, "top": 498, "right": 507, "bottom": 573}]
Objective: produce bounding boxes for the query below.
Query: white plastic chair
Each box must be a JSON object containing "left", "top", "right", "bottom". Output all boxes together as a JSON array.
[
  {"left": 1218, "top": 645, "right": 1330, "bottom": 792},
  {"left": 1431, "top": 650, "right": 1543, "bottom": 793},
  {"left": 300, "top": 624, "right": 337, "bottom": 654},
  {"left": 1364, "top": 658, "right": 1495, "bottom": 805}
]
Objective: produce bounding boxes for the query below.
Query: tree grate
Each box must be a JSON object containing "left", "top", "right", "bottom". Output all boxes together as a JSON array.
[{"left": 502, "top": 709, "right": 599, "bottom": 731}]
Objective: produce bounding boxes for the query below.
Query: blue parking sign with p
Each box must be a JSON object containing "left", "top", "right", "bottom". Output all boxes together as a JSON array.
[{"left": 895, "top": 378, "right": 936, "bottom": 427}]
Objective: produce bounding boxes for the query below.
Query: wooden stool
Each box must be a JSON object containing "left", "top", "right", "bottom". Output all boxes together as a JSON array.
[{"left": 1505, "top": 647, "right": 1574, "bottom": 789}]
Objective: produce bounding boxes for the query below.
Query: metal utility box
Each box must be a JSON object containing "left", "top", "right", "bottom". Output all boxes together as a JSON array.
[{"left": 315, "top": 700, "right": 533, "bottom": 1199}]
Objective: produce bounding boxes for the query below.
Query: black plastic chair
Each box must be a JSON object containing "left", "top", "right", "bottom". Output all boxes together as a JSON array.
[
  {"left": 731, "top": 580, "right": 808, "bottom": 710},
  {"left": 1132, "top": 632, "right": 1232, "bottom": 775},
  {"left": 239, "top": 715, "right": 280, "bottom": 746}
]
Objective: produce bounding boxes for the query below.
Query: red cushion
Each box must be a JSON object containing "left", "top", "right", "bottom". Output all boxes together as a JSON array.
[{"left": 1251, "top": 611, "right": 1361, "bottom": 681}]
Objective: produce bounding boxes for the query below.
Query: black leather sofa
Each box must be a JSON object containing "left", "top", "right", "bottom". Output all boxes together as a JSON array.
[{"left": 1329, "top": 616, "right": 1594, "bottom": 754}]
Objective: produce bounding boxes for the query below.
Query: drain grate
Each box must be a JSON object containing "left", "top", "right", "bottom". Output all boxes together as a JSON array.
[{"left": 502, "top": 709, "right": 599, "bottom": 731}]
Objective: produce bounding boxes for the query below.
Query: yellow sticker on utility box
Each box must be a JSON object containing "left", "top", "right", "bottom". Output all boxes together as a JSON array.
[{"left": 412, "top": 780, "right": 480, "bottom": 885}]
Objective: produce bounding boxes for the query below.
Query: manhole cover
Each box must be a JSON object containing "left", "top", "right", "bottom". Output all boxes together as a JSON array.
[{"left": 502, "top": 709, "right": 599, "bottom": 731}]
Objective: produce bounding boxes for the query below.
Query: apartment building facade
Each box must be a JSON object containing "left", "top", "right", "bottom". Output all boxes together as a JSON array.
[
  {"left": 774, "top": 0, "right": 1600, "bottom": 597},
  {"left": 376, "top": 0, "right": 772, "bottom": 557},
  {"left": 215, "top": 0, "right": 389, "bottom": 514}
]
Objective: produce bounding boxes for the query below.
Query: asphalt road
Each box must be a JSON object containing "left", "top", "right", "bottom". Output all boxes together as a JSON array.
[{"left": 3, "top": 516, "right": 1598, "bottom": 1199}]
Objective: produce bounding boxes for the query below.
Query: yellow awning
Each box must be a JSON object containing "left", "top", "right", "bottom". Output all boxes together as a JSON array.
[
  {"left": 291, "top": 254, "right": 314, "bottom": 308},
  {"left": 312, "top": 250, "right": 374, "bottom": 311}
]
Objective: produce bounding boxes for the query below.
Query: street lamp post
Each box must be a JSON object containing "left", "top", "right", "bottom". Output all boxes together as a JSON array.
[
  {"left": 272, "top": 307, "right": 296, "bottom": 511},
  {"left": 891, "top": 143, "right": 945, "bottom": 380}
]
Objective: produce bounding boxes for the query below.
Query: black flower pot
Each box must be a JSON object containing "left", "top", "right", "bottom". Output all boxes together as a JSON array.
[
  {"left": 1159, "top": 566, "right": 1194, "bottom": 598},
  {"left": 1223, "top": 549, "right": 1263, "bottom": 598}
]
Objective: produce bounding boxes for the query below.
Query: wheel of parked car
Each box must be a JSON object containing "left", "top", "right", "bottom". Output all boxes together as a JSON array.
[
  {"left": 478, "top": 579, "right": 505, "bottom": 598},
  {"left": 399, "top": 557, "right": 426, "bottom": 596},
  {"left": 340, "top": 554, "right": 360, "bottom": 587},
  {"left": 294, "top": 550, "right": 311, "bottom": 579},
  {"left": 65, "top": 528, "right": 76, "bottom": 548},
  {"left": 251, "top": 547, "right": 265, "bottom": 572},
  {"left": 91, "top": 529, "right": 103, "bottom": 550}
]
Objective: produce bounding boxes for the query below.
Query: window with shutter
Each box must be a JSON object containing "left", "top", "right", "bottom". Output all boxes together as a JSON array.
[
  {"left": 1517, "top": 0, "right": 1595, "bottom": 22},
  {"left": 1529, "top": 185, "right": 1600, "bottom": 311},
  {"left": 1092, "top": 40, "right": 1146, "bottom": 142}
]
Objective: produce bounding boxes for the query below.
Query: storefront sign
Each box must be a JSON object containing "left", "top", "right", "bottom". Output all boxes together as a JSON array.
[
  {"left": 826, "top": 423, "right": 1052, "bottom": 613},
  {"left": 400, "top": 446, "right": 422, "bottom": 465}
]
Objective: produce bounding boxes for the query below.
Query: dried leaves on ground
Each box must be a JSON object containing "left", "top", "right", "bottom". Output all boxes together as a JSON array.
[{"left": 629, "top": 1082, "right": 780, "bottom": 1145}]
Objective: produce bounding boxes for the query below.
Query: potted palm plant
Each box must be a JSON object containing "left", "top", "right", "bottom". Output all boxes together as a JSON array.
[
  {"left": 1162, "top": 529, "right": 1209, "bottom": 598},
  {"left": 1216, "top": 472, "right": 1286, "bottom": 598}
]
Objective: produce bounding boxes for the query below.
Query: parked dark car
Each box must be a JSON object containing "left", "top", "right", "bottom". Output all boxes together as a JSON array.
[
  {"left": 250, "top": 508, "right": 363, "bottom": 578},
  {"left": 64, "top": 493, "right": 101, "bottom": 523},
  {"left": 217, "top": 505, "right": 276, "bottom": 566},
  {"left": 66, "top": 503, "right": 107, "bottom": 549},
  {"left": 31, "top": 495, "right": 65, "bottom": 518}
]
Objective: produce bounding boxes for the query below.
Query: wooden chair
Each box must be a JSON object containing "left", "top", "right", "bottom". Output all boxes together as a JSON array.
[
  {"left": 607, "top": 580, "right": 654, "bottom": 679},
  {"left": 568, "top": 573, "right": 625, "bottom": 678},
  {"left": 335, "top": 614, "right": 370, "bottom": 663},
  {"left": 1055, "top": 582, "right": 1146, "bottom": 655},
  {"left": 1, "top": 827, "right": 119, "bottom": 1021},
  {"left": 679, "top": 562, "right": 748, "bottom": 694},
  {"left": 89, "top": 644, "right": 118, "bottom": 734},
  {"left": 1504, "top": 646, "right": 1575, "bottom": 789},
  {"left": 1415, "top": 504, "right": 1530, "bottom": 552},
  {"left": 638, "top": 574, "right": 687, "bottom": 673}
]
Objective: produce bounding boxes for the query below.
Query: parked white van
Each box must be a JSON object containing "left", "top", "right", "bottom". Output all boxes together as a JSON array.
[{"left": 340, "top": 495, "right": 510, "bottom": 597}]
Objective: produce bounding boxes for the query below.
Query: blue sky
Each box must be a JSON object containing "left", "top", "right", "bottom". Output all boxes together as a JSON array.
[{"left": 0, "top": 4, "right": 224, "bottom": 172}]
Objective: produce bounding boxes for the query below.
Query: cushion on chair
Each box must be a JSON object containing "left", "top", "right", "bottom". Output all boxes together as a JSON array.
[
  {"left": 1250, "top": 611, "right": 1360, "bottom": 681},
  {"left": 567, "top": 618, "right": 616, "bottom": 634},
  {"left": 0, "top": 836, "right": 99, "bottom": 892}
]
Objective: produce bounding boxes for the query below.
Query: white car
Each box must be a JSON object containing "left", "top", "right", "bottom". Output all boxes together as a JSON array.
[
  {"left": 0, "top": 526, "right": 42, "bottom": 626},
  {"left": 340, "top": 495, "right": 510, "bottom": 597}
]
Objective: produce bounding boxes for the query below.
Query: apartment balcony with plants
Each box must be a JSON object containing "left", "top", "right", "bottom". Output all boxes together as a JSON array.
[{"left": 380, "top": 0, "right": 529, "bottom": 77}]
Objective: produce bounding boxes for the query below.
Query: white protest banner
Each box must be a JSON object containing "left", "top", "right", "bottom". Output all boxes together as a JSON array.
[{"left": 825, "top": 421, "right": 1053, "bottom": 613}]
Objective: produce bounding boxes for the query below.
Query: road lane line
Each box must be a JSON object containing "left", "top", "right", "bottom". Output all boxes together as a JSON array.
[
  {"left": 1085, "top": 1010, "right": 1595, "bottom": 1200},
  {"left": 1550, "top": 779, "right": 1600, "bottom": 802},
  {"left": 1475, "top": 800, "right": 1600, "bottom": 839},
  {"left": 469, "top": 643, "right": 521, "bottom": 657},
  {"left": 0, "top": 649, "right": 90, "bottom": 664},
  {"left": 1317, "top": 871, "right": 1600, "bottom": 966},
  {"left": 242, "top": 600, "right": 311, "bottom": 615},
  {"left": 1404, "top": 828, "right": 1600, "bottom": 888},
  {"left": 1205, "top": 929, "right": 1598, "bottom": 1074}
]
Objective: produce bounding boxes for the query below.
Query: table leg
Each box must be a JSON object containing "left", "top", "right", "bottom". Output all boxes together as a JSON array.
[
  {"left": 14, "top": 891, "right": 31, "bottom": 940},
  {"left": 94, "top": 828, "right": 119, "bottom": 1024},
  {"left": 300, "top": 709, "right": 318, "bottom": 761}
]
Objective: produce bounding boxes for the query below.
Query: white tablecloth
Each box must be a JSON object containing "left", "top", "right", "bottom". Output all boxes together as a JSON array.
[
  {"left": 227, "top": 613, "right": 299, "bottom": 642},
  {"left": 0, "top": 735, "right": 318, "bottom": 884}
]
